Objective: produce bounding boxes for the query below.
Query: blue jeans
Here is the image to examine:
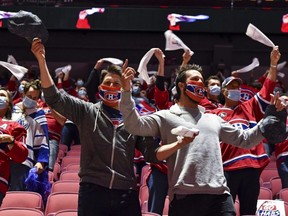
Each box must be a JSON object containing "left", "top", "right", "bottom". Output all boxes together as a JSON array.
[
  {"left": 169, "top": 194, "right": 235, "bottom": 216},
  {"left": 78, "top": 182, "right": 141, "bottom": 216},
  {"left": 277, "top": 158, "right": 288, "bottom": 188},
  {"left": 49, "top": 139, "right": 59, "bottom": 171},
  {"left": 147, "top": 167, "right": 168, "bottom": 215},
  {"left": 61, "top": 123, "right": 80, "bottom": 150}
]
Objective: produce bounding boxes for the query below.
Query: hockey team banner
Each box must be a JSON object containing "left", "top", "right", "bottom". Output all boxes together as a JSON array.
[{"left": 256, "top": 200, "right": 286, "bottom": 216}]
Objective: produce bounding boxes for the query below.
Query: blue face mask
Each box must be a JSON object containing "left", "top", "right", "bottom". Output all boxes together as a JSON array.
[
  {"left": 76, "top": 80, "right": 84, "bottom": 87},
  {"left": 0, "top": 96, "right": 7, "bottom": 110},
  {"left": 227, "top": 89, "right": 241, "bottom": 102},
  {"left": 132, "top": 86, "right": 141, "bottom": 96},
  {"left": 23, "top": 96, "right": 37, "bottom": 109},
  {"left": 209, "top": 85, "right": 221, "bottom": 96},
  {"left": 78, "top": 89, "right": 87, "bottom": 97},
  {"left": 18, "top": 84, "right": 24, "bottom": 94}
]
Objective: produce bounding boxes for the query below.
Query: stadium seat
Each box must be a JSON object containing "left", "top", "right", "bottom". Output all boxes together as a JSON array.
[
  {"left": 279, "top": 188, "right": 288, "bottom": 203},
  {"left": 53, "top": 209, "right": 78, "bottom": 216},
  {"left": 260, "top": 169, "right": 279, "bottom": 189},
  {"left": 51, "top": 180, "right": 80, "bottom": 193},
  {"left": 61, "top": 156, "right": 80, "bottom": 172},
  {"left": 0, "top": 207, "right": 44, "bottom": 216},
  {"left": 1, "top": 191, "right": 43, "bottom": 211},
  {"left": 65, "top": 163, "right": 80, "bottom": 172},
  {"left": 59, "top": 170, "right": 80, "bottom": 181},
  {"left": 258, "top": 187, "right": 273, "bottom": 200},
  {"left": 45, "top": 192, "right": 78, "bottom": 216},
  {"left": 142, "top": 213, "right": 160, "bottom": 216},
  {"left": 270, "top": 176, "right": 282, "bottom": 199}
]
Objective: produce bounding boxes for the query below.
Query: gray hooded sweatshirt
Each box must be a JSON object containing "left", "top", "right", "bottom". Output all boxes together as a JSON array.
[{"left": 43, "top": 85, "right": 159, "bottom": 190}]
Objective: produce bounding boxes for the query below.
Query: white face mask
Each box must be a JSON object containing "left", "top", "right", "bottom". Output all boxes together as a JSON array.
[
  {"left": 209, "top": 85, "right": 221, "bottom": 96},
  {"left": 227, "top": 89, "right": 241, "bottom": 102},
  {"left": 0, "top": 96, "right": 7, "bottom": 110},
  {"left": 23, "top": 96, "right": 37, "bottom": 109}
]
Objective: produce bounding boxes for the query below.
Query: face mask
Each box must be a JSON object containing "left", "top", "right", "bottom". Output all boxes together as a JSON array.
[
  {"left": 76, "top": 80, "right": 84, "bottom": 87},
  {"left": 23, "top": 96, "right": 37, "bottom": 109},
  {"left": 227, "top": 89, "right": 241, "bottom": 102},
  {"left": 209, "top": 85, "right": 221, "bottom": 96},
  {"left": 98, "top": 84, "right": 122, "bottom": 107},
  {"left": 18, "top": 84, "right": 24, "bottom": 94},
  {"left": 132, "top": 86, "right": 141, "bottom": 96},
  {"left": 185, "top": 81, "right": 206, "bottom": 103},
  {"left": 0, "top": 96, "right": 7, "bottom": 110},
  {"left": 78, "top": 89, "right": 87, "bottom": 97}
]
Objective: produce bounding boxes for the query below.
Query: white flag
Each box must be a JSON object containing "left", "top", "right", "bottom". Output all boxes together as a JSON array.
[
  {"left": 137, "top": 48, "right": 165, "bottom": 85},
  {"left": 164, "top": 30, "right": 194, "bottom": 55},
  {"left": 232, "top": 58, "right": 259, "bottom": 75},
  {"left": 102, "top": 57, "right": 123, "bottom": 65},
  {"left": 55, "top": 65, "right": 72, "bottom": 78},
  {"left": 0, "top": 61, "right": 27, "bottom": 80},
  {"left": 246, "top": 23, "right": 276, "bottom": 48}
]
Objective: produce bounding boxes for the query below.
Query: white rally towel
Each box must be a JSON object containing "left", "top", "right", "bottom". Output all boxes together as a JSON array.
[
  {"left": 246, "top": 23, "right": 276, "bottom": 48},
  {"left": 55, "top": 65, "right": 72, "bottom": 78},
  {"left": 164, "top": 30, "right": 194, "bottom": 56},
  {"left": 102, "top": 57, "right": 123, "bottom": 66},
  {"left": 171, "top": 125, "right": 199, "bottom": 138},
  {"left": 0, "top": 61, "right": 27, "bottom": 80},
  {"left": 232, "top": 58, "right": 260, "bottom": 75},
  {"left": 0, "top": 10, "right": 17, "bottom": 19},
  {"left": 7, "top": 55, "right": 18, "bottom": 65},
  {"left": 137, "top": 48, "right": 165, "bottom": 85}
]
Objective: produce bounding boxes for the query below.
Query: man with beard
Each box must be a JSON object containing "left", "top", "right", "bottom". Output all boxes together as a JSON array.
[{"left": 120, "top": 63, "right": 287, "bottom": 216}]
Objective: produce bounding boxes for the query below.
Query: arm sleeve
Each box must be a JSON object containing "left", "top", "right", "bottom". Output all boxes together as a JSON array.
[
  {"left": 8, "top": 123, "right": 28, "bottom": 163},
  {"left": 86, "top": 68, "right": 100, "bottom": 103},
  {"left": 136, "top": 136, "right": 160, "bottom": 163},
  {"left": 219, "top": 117, "right": 265, "bottom": 149},
  {"left": 120, "top": 91, "right": 161, "bottom": 137}
]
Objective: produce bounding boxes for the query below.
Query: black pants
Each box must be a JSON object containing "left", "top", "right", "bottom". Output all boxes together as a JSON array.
[
  {"left": 169, "top": 193, "right": 236, "bottom": 216},
  {"left": 78, "top": 182, "right": 141, "bottom": 216},
  {"left": 224, "top": 168, "right": 261, "bottom": 215}
]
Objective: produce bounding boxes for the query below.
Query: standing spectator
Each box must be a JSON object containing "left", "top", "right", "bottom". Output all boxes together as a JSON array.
[
  {"left": 11, "top": 79, "right": 49, "bottom": 191},
  {"left": 31, "top": 38, "right": 161, "bottom": 216},
  {"left": 0, "top": 87, "right": 28, "bottom": 205},
  {"left": 120, "top": 62, "right": 286, "bottom": 216},
  {"left": 210, "top": 47, "right": 280, "bottom": 215}
]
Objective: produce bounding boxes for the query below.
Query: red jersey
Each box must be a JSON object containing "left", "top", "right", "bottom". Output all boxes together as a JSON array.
[
  {"left": 0, "top": 118, "right": 28, "bottom": 195},
  {"left": 211, "top": 78, "right": 275, "bottom": 171},
  {"left": 200, "top": 97, "right": 223, "bottom": 112}
]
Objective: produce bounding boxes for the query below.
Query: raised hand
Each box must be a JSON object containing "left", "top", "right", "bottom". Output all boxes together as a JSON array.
[{"left": 31, "top": 38, "right": 45, "bottom": 61}]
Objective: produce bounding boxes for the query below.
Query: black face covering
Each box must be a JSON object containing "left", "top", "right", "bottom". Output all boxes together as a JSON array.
[{"left": 7, "top": 10, "right": 49, "bottom": 44}]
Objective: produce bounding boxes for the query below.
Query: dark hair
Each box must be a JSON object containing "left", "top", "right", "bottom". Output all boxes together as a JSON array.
[
  {"left": 100, "top": 65, "right": 122, "bottom": 83},
  {"left": 175, "top": 64, "right": 203, "bottom": 98},
  {"left": 205, "top": 75, "right": 221, "bottom": 87},
  {"left": 23, "top": 79, "right": 42, "bottom": 97},
  {"left": 0, "top": 87, "right": 13, "bottom": 119}
]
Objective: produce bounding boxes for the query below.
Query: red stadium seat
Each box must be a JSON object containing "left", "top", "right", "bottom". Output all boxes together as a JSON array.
[
  {"left": 1, "top": 191, "right": 43, "bottom": 211},
  {"left": 0, "top": 207, "right": 44, "bottom": 216},
  {"left": 45, "top": 192, "right": 78, "bottom": 216},
  {"left": 51, "top": 180, "right": 80, "bottom": 193}
]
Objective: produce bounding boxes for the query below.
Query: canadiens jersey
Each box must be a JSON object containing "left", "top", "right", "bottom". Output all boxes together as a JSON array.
[
  {"left": 0, "top": 118, "right": 28, "bottom": 195},
  {"left": 211, "top": 78, "right": 276, "bottom": 171}
]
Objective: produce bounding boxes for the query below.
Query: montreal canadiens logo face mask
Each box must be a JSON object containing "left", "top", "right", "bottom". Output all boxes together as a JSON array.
[
  {"left": 98, "top": 84, "right": 122, "bottom": 106},
  {"left": 185, "top": 81, "right": 206, "bottom": 103}
]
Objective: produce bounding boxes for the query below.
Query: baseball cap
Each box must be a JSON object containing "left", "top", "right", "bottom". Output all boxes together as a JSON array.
[{"left": 222, "top": 76, "right": 242, "bottom": 88}]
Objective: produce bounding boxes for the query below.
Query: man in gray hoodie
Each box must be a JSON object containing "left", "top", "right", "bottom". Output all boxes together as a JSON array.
[
  {"left": 31, "top": 38, "right": 160, "bottom": 216},
  {"left": 120, "top": 63, "right": 287, "bottom": 216}
]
